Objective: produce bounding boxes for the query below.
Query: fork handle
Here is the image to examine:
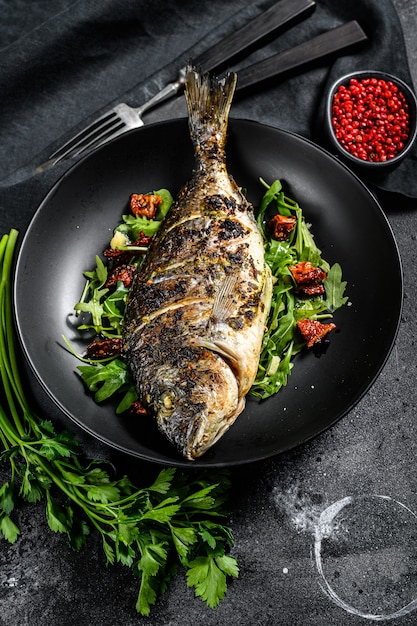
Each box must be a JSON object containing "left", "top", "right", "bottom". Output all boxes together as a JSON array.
[
  {"left": 193, "top": 0, "right": 316, "bottom": 73},
  {"left": 137, "top": 70, "right": 187, "bottom": 117},
  {"left": 236, "top": 21, "right": 368, "bottom": 92}
]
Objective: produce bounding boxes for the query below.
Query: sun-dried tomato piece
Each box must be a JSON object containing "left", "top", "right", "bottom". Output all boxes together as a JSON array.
[
  {"left": 130, "top": 193, "right": 162, "bottom": 219},
  {"left": 289, "top": 261, "right": 327, "bottom": 296},
  {"left": 300, "top": 284, "right": 326, "bottom": 296},
  {"left": 129, "top": 400, "right": 148, "bottom": 416},
  {"left": 268, "top": 214, "right": 296, "bottom": 240},
  {"left": 132, "top": 232, "right": 153, "bottom": 247},
  {"left": 105, "top": 264, "right": 136, "bottom": 289},
  {"left": 103, "top": 247, "right": 131, "bottom": 264},
  {"left": 86, "top": 338, "right": 122, "bottom": 358},
  {"left": 297, "top": 319, "right": 336, "bottom": 348},
  {"left": 289, "top": 261, "right": 327, "bottom": 284}
]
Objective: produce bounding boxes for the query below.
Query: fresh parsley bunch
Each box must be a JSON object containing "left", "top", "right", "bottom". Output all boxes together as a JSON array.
[{"left": 0, "top": 230, "right": 238, "bottom": 616}]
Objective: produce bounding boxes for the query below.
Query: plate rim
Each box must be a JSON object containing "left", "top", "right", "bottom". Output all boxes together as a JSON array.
[{"left": 14, "top": 117, "right": 404, "bottom": 467}]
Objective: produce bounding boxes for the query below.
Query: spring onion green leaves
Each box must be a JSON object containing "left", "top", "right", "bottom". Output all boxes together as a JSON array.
[{"left": 0, "top": 230, "right": 238, "bottom": 616}]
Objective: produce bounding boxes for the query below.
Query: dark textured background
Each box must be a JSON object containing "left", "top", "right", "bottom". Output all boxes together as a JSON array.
[{"left": 1, "top": 1, "right": 416, "bottom": 624}]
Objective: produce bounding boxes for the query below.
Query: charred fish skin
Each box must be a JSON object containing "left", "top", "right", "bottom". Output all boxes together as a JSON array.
[{"left": 123, "top": 67, "right": 272, "bottom": 460}]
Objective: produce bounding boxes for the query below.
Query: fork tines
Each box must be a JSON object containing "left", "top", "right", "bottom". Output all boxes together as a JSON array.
[{"left": 47, "top": 109, "right": 127, "bottom": 165}]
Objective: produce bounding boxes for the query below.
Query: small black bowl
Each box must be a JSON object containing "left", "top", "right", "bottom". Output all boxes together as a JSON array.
[{"left": 324, "top": 70, "right": 417, "bottom": 171}]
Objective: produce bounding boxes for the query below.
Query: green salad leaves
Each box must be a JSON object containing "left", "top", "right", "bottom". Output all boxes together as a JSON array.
[
  {"left": 73, "top": 180, "right": 347, "bottom": 406},
  {"left": 73, "top": 188, "right": 173, "bottom": 339},
  {"left": 251, "top": 179, "right": 348, "bottom": 397}
]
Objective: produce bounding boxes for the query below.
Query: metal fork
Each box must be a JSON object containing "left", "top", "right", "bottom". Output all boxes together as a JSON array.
[{"left": 36, "top": 0, "right": 315, "bottom": 172}]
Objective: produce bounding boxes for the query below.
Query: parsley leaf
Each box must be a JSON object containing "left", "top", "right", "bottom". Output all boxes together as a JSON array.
[
  {"left": 0, "top": 481, "right": 14, "bottom": 515},
  {"left": 0, "top": 513, "right": 20, "bottom": 543},
  {"left": 187, "top": 554, "right": 239, "bottom": 608}
]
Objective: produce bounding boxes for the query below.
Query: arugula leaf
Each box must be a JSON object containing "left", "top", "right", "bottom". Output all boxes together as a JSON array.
[
  {"left": 324, "top": 263, "right": 348, "bottom": 312},
  {"left": 250, "top": 179, "right": 347, "bottom": 398},
  {"left": 77, "top": 359, "right": 138, "bottom": 413},
  {"left": 74, "top": 254, "right": 132, "bottom": 337},
  {"left": 75, "top": 256, "right": 109, "bottom": 329},
  {"left": 114, "top": 188, "right": 174, "bottom": 242},
  {"left": 257, "top": 178, "right": 283, "bottom": 232},
  {"left": 154, "top": 188, "right": 174, "bottom": 220},
  {"left": 116, "top": 215, "right": 163, "bottom": 239},
  {"left": 78, "top": 359, "right": 133, "bottom": 402},
  {"left": 102, "top": 283, "right": 129, "bottom": 333},
  {"left": 115, "top": 387, "right": 138, "bottom": 414}
]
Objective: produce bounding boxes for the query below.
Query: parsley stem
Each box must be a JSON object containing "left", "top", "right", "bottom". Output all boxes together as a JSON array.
[{"left": 35, "top": 454, "right": 116, "bottom": 527}]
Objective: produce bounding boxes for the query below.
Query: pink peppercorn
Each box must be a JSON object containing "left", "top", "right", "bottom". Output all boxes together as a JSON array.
[{"left": 331, "top": 77, "right": 410, "bottom": 162}]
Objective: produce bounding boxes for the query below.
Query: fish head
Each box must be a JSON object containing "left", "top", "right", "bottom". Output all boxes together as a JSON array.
[{"left": 147, "top": 346, "right": 243, "bottom": 460}]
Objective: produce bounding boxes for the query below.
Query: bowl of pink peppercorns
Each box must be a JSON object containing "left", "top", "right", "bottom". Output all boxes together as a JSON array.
[{"left": 325, "top": 70, "right": 417, "bottom": 169}]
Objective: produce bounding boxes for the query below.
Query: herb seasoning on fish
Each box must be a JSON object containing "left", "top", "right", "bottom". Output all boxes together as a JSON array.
[{"left": 122, "top": 68, "right": 273, "bottom": 460}]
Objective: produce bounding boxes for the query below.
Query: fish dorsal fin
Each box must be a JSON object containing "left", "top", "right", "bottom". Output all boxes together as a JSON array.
[{"left": 210, "top": 272, "right": 239, "bottom": 323}]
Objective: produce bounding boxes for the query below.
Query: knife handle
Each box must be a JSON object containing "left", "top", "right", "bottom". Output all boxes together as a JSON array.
[
  {"left": 192, "top": 0, "right": 316, "bottom": 73},
  {"left": 236, "top": 21, "right": 368, "bottom": 92}
]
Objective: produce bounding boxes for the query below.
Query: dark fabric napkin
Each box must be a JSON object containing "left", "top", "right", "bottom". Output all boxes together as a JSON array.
[{"left": 0, "top": 0, "right": 415, "bottom": 236}]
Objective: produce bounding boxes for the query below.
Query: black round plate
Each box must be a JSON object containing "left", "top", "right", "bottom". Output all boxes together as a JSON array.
[{"left": 14, "top": 119, "right": 403, "bottom": 467}]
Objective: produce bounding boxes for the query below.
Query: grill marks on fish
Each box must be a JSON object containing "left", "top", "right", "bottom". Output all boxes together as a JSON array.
[
  {"left": 128, "top": 205, "right": 256, "bottom": 337},
  {"left": 123, "top": 67, "right": 272, "bottom": 460}
]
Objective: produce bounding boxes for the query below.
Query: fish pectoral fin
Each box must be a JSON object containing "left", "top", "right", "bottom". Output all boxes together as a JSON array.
[
  {"left": 210, "top": 272, "right": 239, "bottom": 322},
  {"left": 188, "top": 337, "right": 238, "bottom": 365},
  {"left": 189, "top": 338, "right": 241, "bottom": 388}
]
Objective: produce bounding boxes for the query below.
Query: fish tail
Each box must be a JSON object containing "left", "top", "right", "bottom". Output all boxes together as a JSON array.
[{"left": 185, "top": 66, "right": 237, "bottom": 152}]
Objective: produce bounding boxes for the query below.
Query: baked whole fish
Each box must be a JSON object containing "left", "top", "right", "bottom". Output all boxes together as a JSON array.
[{"left": 122, "top": 67, "right": 272, "bottom": 460}]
